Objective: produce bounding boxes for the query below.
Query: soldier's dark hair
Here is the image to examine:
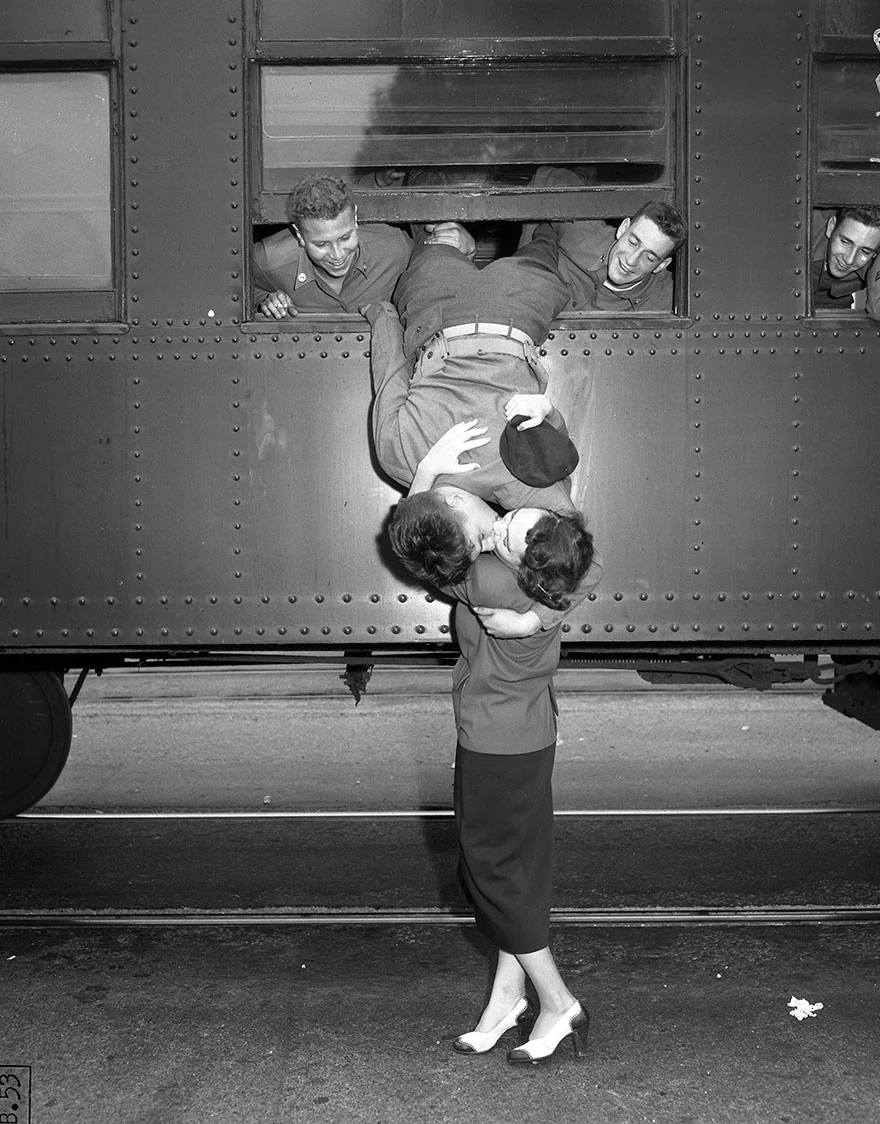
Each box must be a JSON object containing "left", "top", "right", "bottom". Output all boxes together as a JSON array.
[
  {"left": 287, "top": 175, "right": 354, "bottom": 227},
  {"left": 389, "top": 493, "right": 476, "bottom": 588},
  {"left": 835, "top": 205, "right": 880, "bottom": 233},
  {"left": 630, "top": 201, "right": 688, "bottom": 252}
]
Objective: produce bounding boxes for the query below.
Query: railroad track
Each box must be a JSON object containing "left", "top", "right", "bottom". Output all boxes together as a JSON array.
[{"left": 4, "top": 807, "right": 878, "bottom": 928}]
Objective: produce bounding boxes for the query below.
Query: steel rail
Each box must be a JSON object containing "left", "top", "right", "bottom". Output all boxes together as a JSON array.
[
  {"left": 0, "top": 906, "right": 878, "bottom": 928},
  {"left": 18, "top": 806, "right": 880, "bottom": 819}
]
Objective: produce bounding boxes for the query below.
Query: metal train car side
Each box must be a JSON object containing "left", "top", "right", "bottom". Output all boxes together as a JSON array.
[{"left": 2, "top": 0, "right": 880, "bottom": 815}]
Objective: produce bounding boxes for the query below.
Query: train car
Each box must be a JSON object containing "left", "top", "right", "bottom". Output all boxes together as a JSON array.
[{"left": 2, "top": 0, "right": 879, "bottom": 817}]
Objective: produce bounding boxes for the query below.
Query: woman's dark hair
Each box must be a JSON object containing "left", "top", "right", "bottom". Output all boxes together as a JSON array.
[{"left": 517, "top": 511, "right": 594, "bottom": 611}]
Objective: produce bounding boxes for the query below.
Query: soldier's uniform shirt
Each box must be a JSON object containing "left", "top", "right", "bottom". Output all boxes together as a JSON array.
[{"left": 252, "top": 224, "right": 412, "bottom": 314}]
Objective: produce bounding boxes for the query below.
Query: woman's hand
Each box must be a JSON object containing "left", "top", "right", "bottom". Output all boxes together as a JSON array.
[
  {"left": 420, "top": 419, "right": 489, "bottom": 477},
  {"left": 504, "top": 393, "right": 553, "bottom": 431},
  {"left": 408, "top": 420, "right": 489, "bottom": 495}
]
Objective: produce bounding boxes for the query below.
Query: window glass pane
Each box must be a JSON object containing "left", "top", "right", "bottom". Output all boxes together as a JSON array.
[
  {"left": 816, "top": 59, "right": 880, "bottom": 174},
  {"left": 820, "top": 0, "right": 879, "bottom": 36},
  {"left": 0, "top": 72, "right": 112, "bottom": 291},
  {"left": 260, "top": 0, "right": 671, "bottom": 41},
  {"left": 262, "top": 62, "right": 670, "bottom": 192},
  {"left": 0, "top": 0, "right": 108, "bottom": 43}
]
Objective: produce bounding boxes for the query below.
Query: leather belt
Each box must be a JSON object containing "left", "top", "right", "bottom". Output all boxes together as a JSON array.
[
  {"left": 442, "top": 322, "right": 534, "bottom": 347},
  {"left": 442, "top": 336, "right": 533, "bottom": 361},
  {"left": 415, "top": 324, "right": 549, "bottom": 386}
]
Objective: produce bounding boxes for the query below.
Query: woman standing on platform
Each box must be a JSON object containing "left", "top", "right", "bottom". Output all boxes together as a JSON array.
[
  {"left": 395, "top": 414, "right": 593, "bottom": 1062},
  {"left": 443, "top": 548, "right": 590, "bottom": 1064}
]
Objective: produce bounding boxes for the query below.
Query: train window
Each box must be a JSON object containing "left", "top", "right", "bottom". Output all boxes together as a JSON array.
[
  {"left": 817, "top": 0, "right": 878, "bottom": 38},
  {"left": 259, "top": 61, "right": 672, "bottom": 216},
  {"left": 809, "top": 9, "right": 880, "bottom": 320},
  {"left": 0, "top": 71, "right": 114, "bottom": 322},
  {"left": 260, "top": 0, "right": 672, "bottom": 41},
  {"left": 0, "top": 0, "right": 109, "bottom": 44},
  {"left": 810, "top": 206, "right": 880, "bottom": 317},
  {"left": 814, "top": 59, "right": 880, "bottom": 185}
]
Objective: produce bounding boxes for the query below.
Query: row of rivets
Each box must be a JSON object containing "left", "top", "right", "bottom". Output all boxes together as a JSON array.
[
  {"left": 5, "top": 589, "right": 878, "bottom": 608},
  {"left": 790, "top": 370, "right": 803, "bottom": 569},
  {"left": 230, "top": 374, "right": 242, "bottom": 576},
  {"left": 7, "top": 342, "right": 877, "bottom": 363},
  {"left": 691, "top": 367, "right": 705, "bottom": 570},
  {"left": 4, "top": 330, "right": 877, "bottom": 348},
  {"left": 6, "top": 620, "right": 874, "bottom": 640}
]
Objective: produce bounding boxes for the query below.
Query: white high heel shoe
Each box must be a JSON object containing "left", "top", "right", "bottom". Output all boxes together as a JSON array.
[
  {"left": 507, "top": 999, "right": 589, "bottom": 1064},
  {"left": 452, "top": 997, "right": 533, "bottom": 1055}
]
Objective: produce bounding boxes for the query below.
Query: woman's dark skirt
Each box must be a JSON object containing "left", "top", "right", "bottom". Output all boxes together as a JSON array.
[{"left": 453, "top": 742, "right": 556, "bottom": 955}]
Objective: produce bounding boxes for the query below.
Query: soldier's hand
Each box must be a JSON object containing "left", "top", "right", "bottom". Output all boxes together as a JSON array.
[
  {"left": 504, "top": 393, "right": 553, "bottom": 430},
  {"left": 259, "top": 290, "right": 295, "bottom": 319},
  {"left": 359, "top": 301, "right": 397, "bottom": 326},
  {"left": 473, "top": 607, "right": 542, "bottom": 638},
  {"left": 424, "top": 222, "right": 476, "bottom": 259}
]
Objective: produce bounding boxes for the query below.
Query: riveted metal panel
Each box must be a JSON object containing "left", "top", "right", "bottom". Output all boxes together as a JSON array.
[
  {"left": 123, "top": 0, "right": 244, "bottom": 321},
  {"left": 120, "top": 342, "right": 246, "bottom": 647},
  {"left": 688, "top": 5, "right": 807, "bottom": 319},
  {"left": 793, "top": 326, "right": 880, "bottom": 644},
  {"left": 3, "top": 323, "right": 880, "bottom": 651},
  {"left": 673, "top": 341, "right": 802, "bottom": 645},
  {"left": 231, "top": 330, "right": 415, "bottom": 645},
  {"left": 0, "top": 335, "right": 129, "bottom": 644},
  {"left": 544, "top": 328, "right": 689, "bottom": 642}
]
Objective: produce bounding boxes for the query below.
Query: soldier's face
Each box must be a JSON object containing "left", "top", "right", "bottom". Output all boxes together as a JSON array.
[
  {"left": 825, "top": 216, "right": 880, "bottom": 280},
  {"left": 294, "top": 207, "right": 359, "bottom": 281},
  {"left": 607, "top": 216, "right": 675, "bottom": 287}
]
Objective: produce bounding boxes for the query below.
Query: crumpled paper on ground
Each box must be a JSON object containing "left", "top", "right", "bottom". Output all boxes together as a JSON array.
[{"left": 789, "top": 996, "right": 824, "bottom": 1020}]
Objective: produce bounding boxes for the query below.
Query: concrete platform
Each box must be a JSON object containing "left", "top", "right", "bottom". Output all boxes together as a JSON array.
[
  {"left": 1, "top": 922, "right": 877, "bottom": 1124},
  {"left": 42, "top": 667, "right": 880, "bottom": 813}
]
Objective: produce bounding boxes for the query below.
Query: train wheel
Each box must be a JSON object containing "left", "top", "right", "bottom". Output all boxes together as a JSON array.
[{"left": 0, "top": 671, "right": 73, "bottom": 818}]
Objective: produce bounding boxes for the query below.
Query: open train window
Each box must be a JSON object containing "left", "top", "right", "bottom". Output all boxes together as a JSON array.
[
  {"left": 809, "top": 15, "right": 880, "bottom": 320},
  {"left": 810, "top": 205, "right": 880, "bottom": 318},
  {"left": 258, "top": 61, "right": 673, "bottom": 223},
  {"left": 0, "top": 71, "right": 115, "bottom": 323},
  {"left": 251, "top": 57, "right": 682, "bottom": 319}
]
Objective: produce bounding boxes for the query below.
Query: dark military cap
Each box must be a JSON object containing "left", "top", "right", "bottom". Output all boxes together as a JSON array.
[{"left": 499, "top": 415, "right": 579, "bottom": 488}]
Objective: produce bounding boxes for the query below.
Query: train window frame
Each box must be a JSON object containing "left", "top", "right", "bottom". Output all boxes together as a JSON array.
[
  {"left": 255, "top": 59, "right": 677, "bottom": 223},
  {"left": 805, "top": 4, "right": 880, "bottom": 324},
  {"left": 0, "top": 67, "right": 120, "bottom": 327},
  {"left": 0, "top": 0, "right": 123, "bottom": 331},
  {"left": 245, "top": 48, "right": 688, "bottom": 327}
]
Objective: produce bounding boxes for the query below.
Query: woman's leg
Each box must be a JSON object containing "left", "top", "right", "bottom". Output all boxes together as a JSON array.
[
  {"left": 470, "top": 949, "right": 527, "bottom": 1031},
  {"left": 469, "top": 945, "right": 578, "bottom": 1040},
  {"left": 514, "top": 947, "right": 578, "bottom": 1039}
]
